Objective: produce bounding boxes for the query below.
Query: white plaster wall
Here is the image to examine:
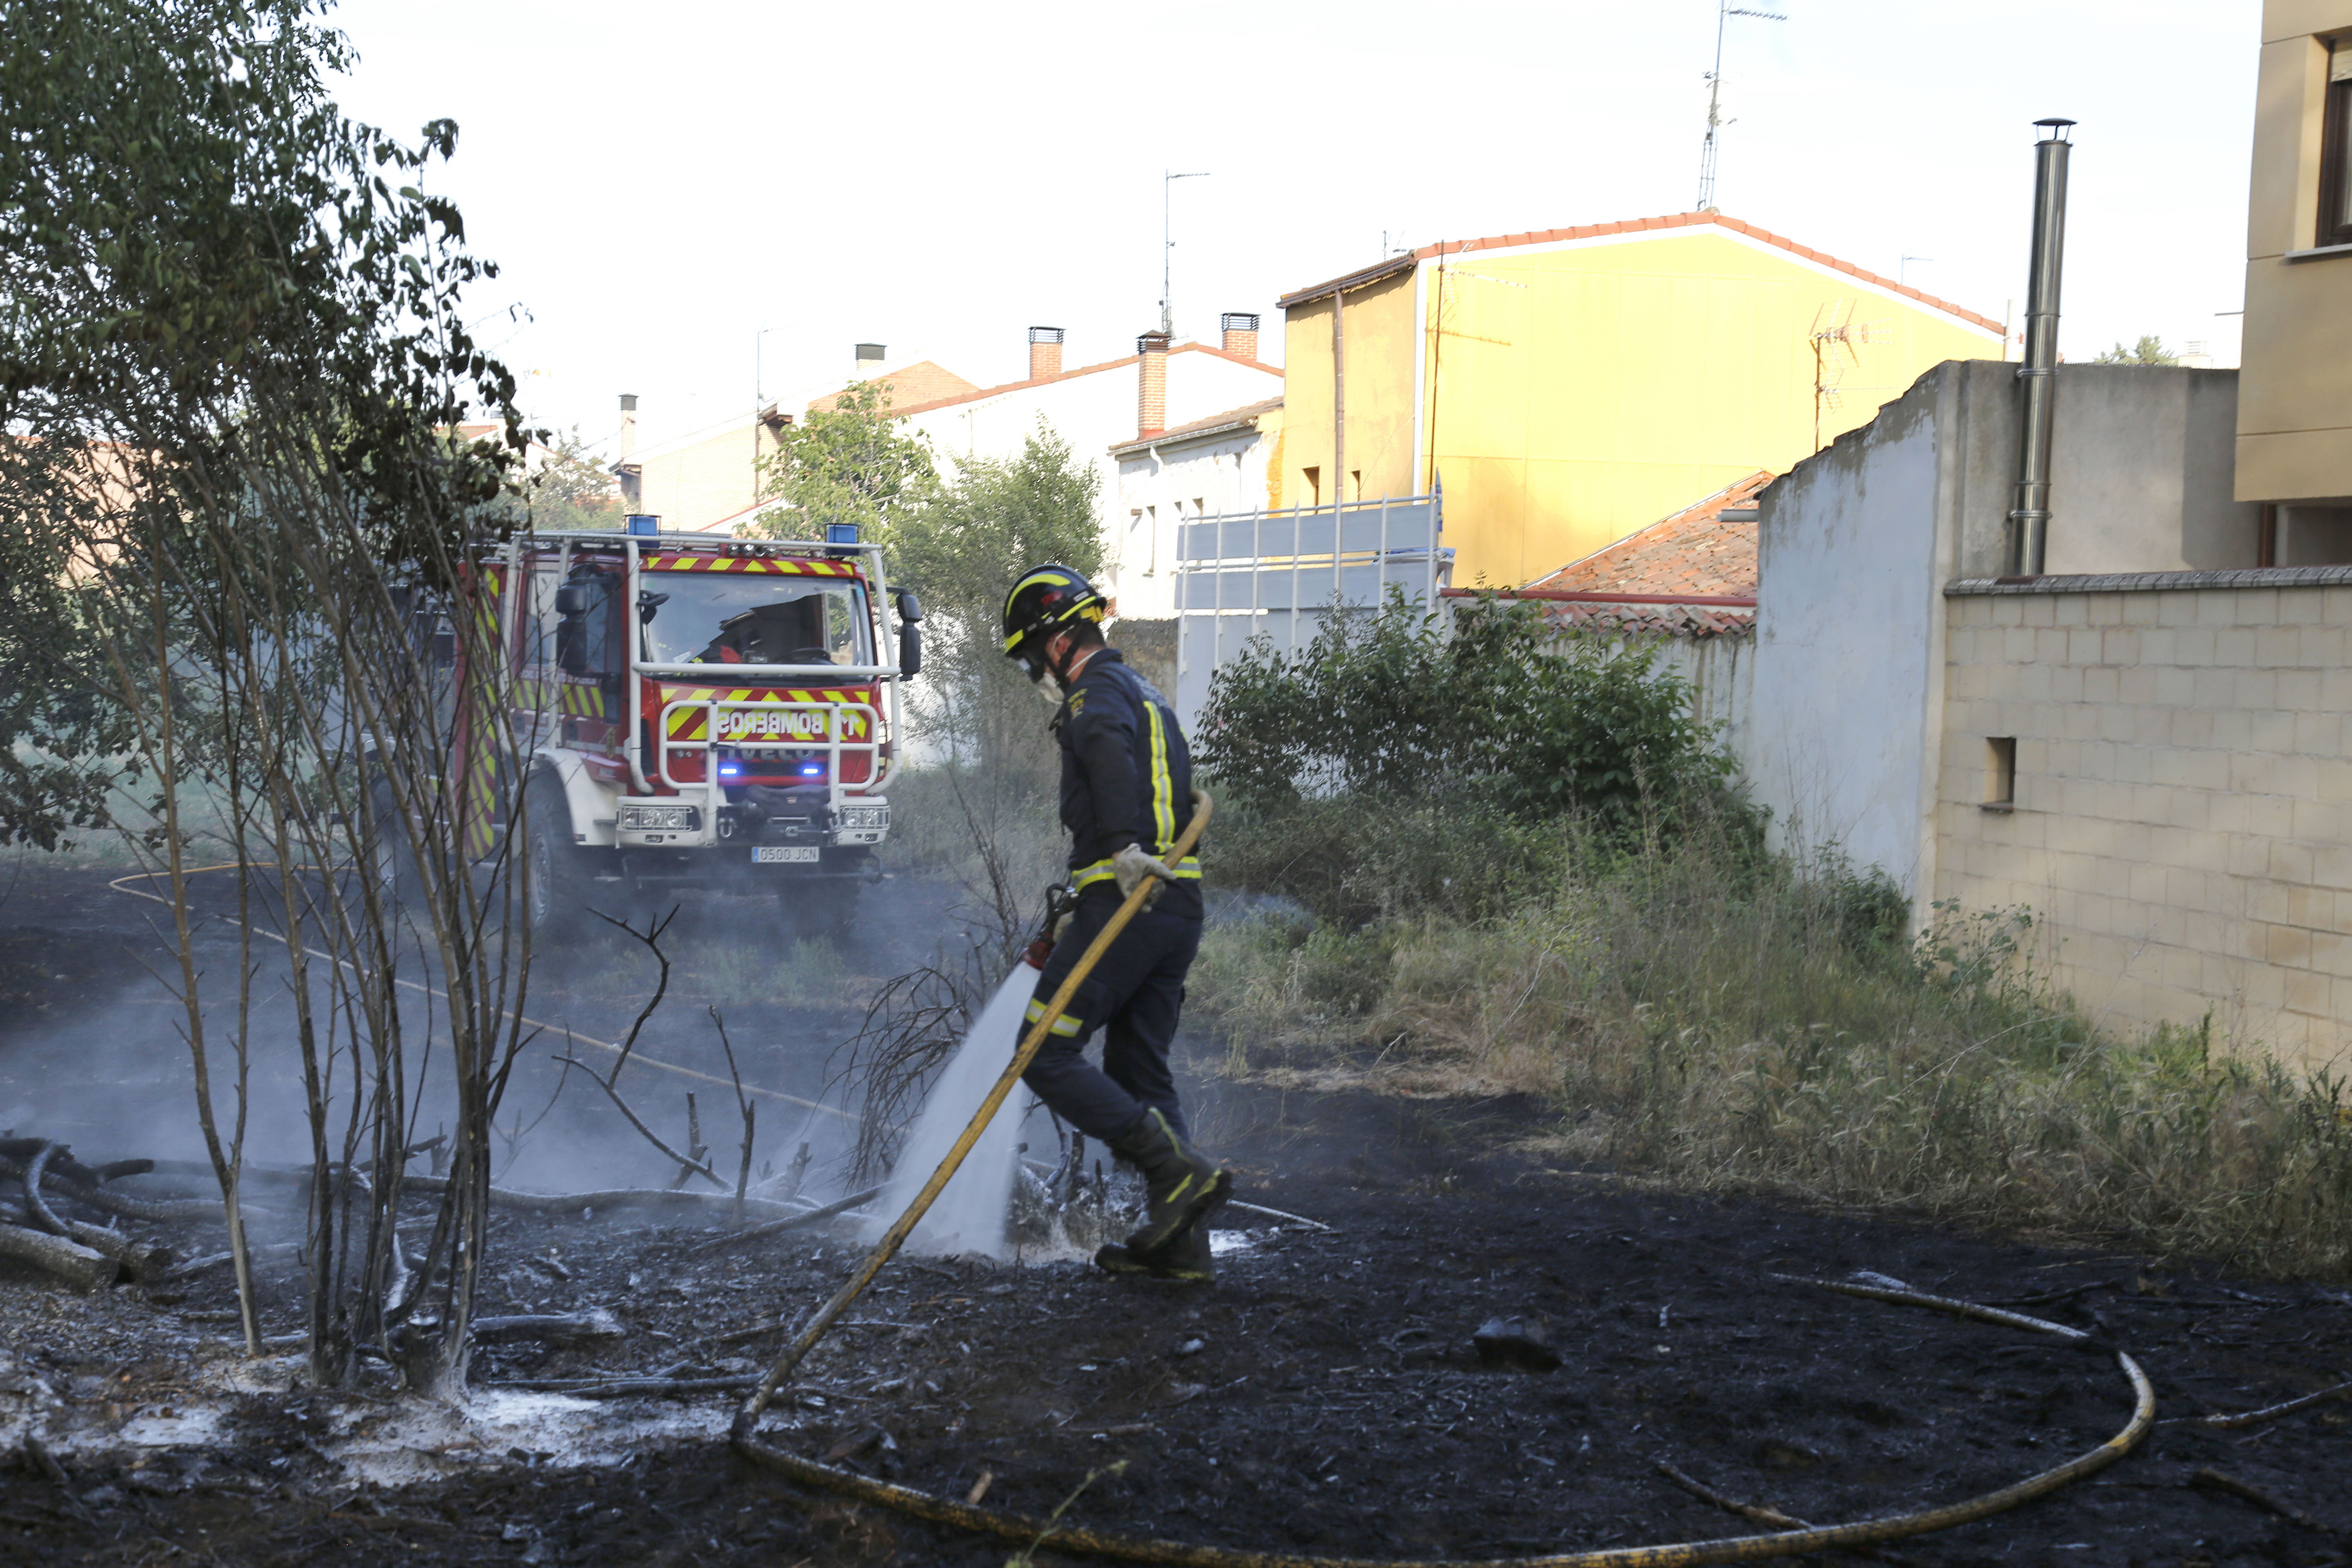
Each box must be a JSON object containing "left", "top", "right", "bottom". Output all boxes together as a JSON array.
[
  {"left": 1651, "top": 633, "right": 1753, "bottom": 766},
  {"left": 1109, "top": 425, "right": 1274, "bottom": 619},
  {"left": 899, "top": 349, "right": 1281, "bottom": 593},
  {"left": 1743, "top": 383, "right": 1946, "bottom": 893}
]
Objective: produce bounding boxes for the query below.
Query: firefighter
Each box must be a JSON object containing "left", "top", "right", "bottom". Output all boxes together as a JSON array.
[{"left": 1002, "top": 564, "right": 1228, "bottom": 1283}]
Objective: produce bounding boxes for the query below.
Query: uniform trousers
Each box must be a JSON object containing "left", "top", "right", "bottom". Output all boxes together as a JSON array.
[{"left": 1020, "top": 891, "right": 1202, "bottom": 1143}]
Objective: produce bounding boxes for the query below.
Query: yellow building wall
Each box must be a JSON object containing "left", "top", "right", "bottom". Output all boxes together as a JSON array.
[
  {"left": 1281, "top": 229, "right": 1998, "bottom": 588},
  {"left": 2236, "top": 2, "right": 2352, "bottom": 503},
  {"left": 1277, "top": 273, "right": 1419, "bottom": 510}
]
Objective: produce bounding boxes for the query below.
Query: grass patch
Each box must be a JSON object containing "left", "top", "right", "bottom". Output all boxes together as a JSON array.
[{"left": 1194, "top": 811, "right": 2352, "bottom": 1278}]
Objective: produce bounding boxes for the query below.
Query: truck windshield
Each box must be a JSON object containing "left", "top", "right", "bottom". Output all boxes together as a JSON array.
[{"left": 640, "top": 575, "right": 873, "bottom": 668}]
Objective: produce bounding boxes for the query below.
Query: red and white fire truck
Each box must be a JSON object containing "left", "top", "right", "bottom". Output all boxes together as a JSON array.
[{"left": 450, "top": 521, "right": 920, "bottom": 942}]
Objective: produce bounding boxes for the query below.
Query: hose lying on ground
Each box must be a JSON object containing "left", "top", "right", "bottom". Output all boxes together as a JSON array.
[
  {"left": 733, "top": 1274, "right": 2155, "bottom": 1568},
  {"left": 722, "top": 779, "right": 2152, "bottom": 1560}
]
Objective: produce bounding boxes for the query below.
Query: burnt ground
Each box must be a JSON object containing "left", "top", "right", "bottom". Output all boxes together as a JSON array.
[{"left": 2, "top": 860, "right": 2350, "bottom": 1567}]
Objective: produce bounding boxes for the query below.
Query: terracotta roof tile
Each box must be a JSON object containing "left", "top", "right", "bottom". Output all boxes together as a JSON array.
[
  {"left": 882, "top": 343, "right": 1277, "bottom": 421},
  {"left": 1524, "top": 470, "right": 1772, "bottom": 599},
  {"left": 807, "top": 361, "right": 979, "bottom": 414},
  {"left": 1535, "top": 600, "right": 1754, "bottom": 639},
  {"left": 1107, "top": 397, "right": 1282, "bottom": 455}
]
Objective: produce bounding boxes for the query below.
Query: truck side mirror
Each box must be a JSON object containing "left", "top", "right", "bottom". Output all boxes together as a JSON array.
[
  {"left": 892, "top": 589, "right": 923, "bottom": 624},
  {"left": 898, "top": 621, "right": 922, "bottom": 680},
  {"left": 554, "top": 584, "right": 590, "bottom": 617}
]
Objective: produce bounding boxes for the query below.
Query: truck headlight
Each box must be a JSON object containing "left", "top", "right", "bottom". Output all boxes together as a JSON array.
[
  {"left": 619, "top": 805, "right": 700, "bottom": 832},
  {"left": 834, "top": 804, "right": 889, "bottom": 831}
]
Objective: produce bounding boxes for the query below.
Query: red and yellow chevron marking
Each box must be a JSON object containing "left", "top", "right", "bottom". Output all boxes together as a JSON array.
[
  {"left": 557, "top": 680, "right": 608, "bottom": 719},
  {"left": 660, "top": 685, "right": 866, "bottom": 704},
  {"left": 639, "top": 555, "right": 858, "bottom": 577},
  {"left": 664, "top": 696, "right": 873, "bottom": 743}
]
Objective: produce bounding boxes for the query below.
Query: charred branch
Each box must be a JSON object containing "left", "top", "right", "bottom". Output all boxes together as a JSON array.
[
  {"left": 0, "top": 1222, "right": 113, "bottom": 1292},
  {"left": 401, "top": 1176, "right": 820, "bottom": 1221},
  {"left": 682, "top": 1184, "right": 886, "bottom": 1254},
  {"left": 0, "top": 1153, "right": 237, "bottom": 1224},
  {"left": 469, "top": 1308, "right": 626, "bottom": 1346},
  {"left": 551, "top": 1057, "right": 727, "bottom": 1191}
]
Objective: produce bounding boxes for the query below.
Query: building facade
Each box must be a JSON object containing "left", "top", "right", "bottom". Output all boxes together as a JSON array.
[
  {"left": 1105, "top": 396, "right": 1283, "bottom": 621},
  {"left": 889, "top": 328, "right": 1282, "bottom": 620},
  {"left": 1740, "top": 356, "right": 2352, "bottom": 1070},
  {"left": 1273, "top": 214, "right": 2003, "bottom": 590},
  {"left": 2237, "top": 0, "right": 2352, "bottom": 542}
]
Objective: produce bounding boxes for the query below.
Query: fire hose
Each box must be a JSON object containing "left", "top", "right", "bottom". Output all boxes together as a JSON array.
[{"left": 727, "top": 783, "right": 2156, "bottom": 1564}]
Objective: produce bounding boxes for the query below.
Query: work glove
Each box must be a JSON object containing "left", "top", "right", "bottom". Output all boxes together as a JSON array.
[{"left": 1113, "top": 843, "right": 1178, "bottom": 909}]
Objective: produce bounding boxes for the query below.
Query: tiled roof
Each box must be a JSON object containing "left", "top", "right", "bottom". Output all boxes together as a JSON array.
[
  {"left": 1108, "top": 397, "right": 1282, "bottom": 456},
  {"left": 1525, "top": 469, "right": 1771, "bottom": 599},
  {"left": 807, "top": 360, "right": 979, "bottom": 414},
  {"left": 1279, "top": 212, "right": 2001, "bottom": 335},
  {"left": 886, "top": 342, "right": 1278, "bottom": 421},
  {"left": 1531, "top": 599, "right": 1755, "bottom": 639}
]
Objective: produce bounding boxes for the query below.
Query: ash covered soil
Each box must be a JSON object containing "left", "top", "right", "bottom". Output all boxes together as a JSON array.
[{"left": 2, "top": 863, "right": 2349, "bottom": 1566}]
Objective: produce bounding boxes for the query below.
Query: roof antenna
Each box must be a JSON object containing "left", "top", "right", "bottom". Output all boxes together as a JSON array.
[
  {"left": 1697, "top": 0, "right": 1787, "bottom": 212},
  {"left": 1161, "top": 170, "right": 1211, "bottom": 338}
]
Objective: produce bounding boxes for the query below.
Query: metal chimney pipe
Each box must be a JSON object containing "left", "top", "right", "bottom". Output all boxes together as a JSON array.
[{"left": 2007, "top": 118, "right": 2075, "bottom": 578}]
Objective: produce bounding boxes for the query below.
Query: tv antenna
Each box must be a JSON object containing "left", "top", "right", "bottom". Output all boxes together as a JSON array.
[
  {"left": 1697, "top": 0, "right": 1786, "bottom": 212},
  {"left": 1809, "top": 299, "right": 1892, "bottom": 451},
  {"left": 1161, "top": 170, "right": 1210, "bottom": 337}
]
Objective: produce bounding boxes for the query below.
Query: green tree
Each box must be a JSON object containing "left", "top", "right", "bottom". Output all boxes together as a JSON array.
[
  {"left": 884, "top": 420, "right": 1101, "bottom": 772},
  {"left": 740, "top": 380, "right": 935, "bottom": 541},
  {"left": 3, "top": 0, "right": 537, "bottom": 1399},
  {"left": 2093, "top": 334, "right": 2180, "bottom": 365},
  {"left": 519, "top": 425, "right": 621, "bottom": 532}
]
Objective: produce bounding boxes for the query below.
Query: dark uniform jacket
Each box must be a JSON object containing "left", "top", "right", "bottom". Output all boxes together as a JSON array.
[{"left": 1053, "top": 650, "right": 1202, "bottom": 918}]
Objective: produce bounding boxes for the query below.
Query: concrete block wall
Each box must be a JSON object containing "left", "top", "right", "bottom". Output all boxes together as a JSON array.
[{"left": 1938, "top": 570, "right": 2352, "bottom": 1072}]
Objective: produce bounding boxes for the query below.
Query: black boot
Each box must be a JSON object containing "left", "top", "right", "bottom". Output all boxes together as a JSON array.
[
  {"left": 1109, "top": 1107, "right": 1229, "bottom": 1257},
  {"left": 1095, "top": 1216, "right": 1214, "bottom": 1283}
]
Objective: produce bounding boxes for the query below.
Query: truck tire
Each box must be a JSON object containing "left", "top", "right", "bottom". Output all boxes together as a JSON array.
[
  {"left": 779, "top": 878, "right": 858, "bottom": 945},
  {"left": 523, "top": 775, "right": 594, "bottom": 945}
]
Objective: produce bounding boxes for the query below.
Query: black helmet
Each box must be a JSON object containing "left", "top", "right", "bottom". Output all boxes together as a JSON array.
[{"left": 1002, "top": 565, "right": 1107, "bottom": 682}]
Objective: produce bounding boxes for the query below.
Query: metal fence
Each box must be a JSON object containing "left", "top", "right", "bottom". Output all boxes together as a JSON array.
[{"left": 1172, "top": 493, "right": 1450, "bottom": 729}]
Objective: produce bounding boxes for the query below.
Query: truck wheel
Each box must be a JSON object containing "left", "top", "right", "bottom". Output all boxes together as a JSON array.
[
  {"left": 779, "top": 878, "right": 858, "bottom": 945},
  {"left": 523, "top": 777, "right": 593, "bottom": 944}
]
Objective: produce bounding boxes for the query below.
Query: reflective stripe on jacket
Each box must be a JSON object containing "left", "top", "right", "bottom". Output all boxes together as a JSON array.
[{"left": 1053, "top": 650, "right": 1201, "bottom": 911}]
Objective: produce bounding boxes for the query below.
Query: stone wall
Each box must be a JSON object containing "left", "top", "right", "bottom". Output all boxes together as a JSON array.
[{"left": 1938, "top": 568, "right": 2352, "bottom": 1072}]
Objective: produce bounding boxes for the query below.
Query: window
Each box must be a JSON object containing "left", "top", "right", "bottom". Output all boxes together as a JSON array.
[
  {"left": 1302, "top": 466, "right": 1321, "bottom": 507},
  {"left": 1349, "top": 469, "right": 1362, "bottom": 502},
  {"left": 2323, "top": 39, "right": 2352, "bottom": 247},
  {"left": 1983, "top": 737, "right": 2017, "bottom": 811}
]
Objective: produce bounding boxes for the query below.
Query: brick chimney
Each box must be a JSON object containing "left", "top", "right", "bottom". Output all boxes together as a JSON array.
[
  {"left": 1136, "top": 331, "right": 1171, "bottom": 439},
  {"left": 1028, "top": 326, "right": 1064, "bottom": 380},
  {"left": 1220, "top": 312, "right": 1261, "bottom": 360}
]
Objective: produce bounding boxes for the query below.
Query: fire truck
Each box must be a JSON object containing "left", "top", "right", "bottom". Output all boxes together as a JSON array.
[{"left": 450, "top": 519, "right": 920, "bottom": 943}]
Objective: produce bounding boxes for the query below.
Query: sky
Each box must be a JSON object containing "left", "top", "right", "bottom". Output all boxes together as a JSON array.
[{"left": 328, "top": 0, "right": 2261, "bottom": 459}]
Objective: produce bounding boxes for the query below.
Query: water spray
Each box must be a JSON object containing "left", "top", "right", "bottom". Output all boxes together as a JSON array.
[{"left": 731, "top": 790, "right": 1214, "bottom": 1439}]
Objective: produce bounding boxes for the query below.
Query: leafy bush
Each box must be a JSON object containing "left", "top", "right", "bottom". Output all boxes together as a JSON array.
[{"left": 1197, "top": 590, "right": 1738, "bottom": 829}]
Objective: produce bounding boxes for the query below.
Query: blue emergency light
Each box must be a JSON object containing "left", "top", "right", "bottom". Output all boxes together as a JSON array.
[
  {"left": 800, "top": 762, "right": 824, "bottom": 777},
  {"left": 826, "top": 523, "right": 859, "bottom": 545},
  {"left": 626, "top": 514, "right": 661, "bottom": 537}
]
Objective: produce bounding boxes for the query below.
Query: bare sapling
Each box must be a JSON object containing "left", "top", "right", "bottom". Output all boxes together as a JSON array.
[{"left": 22, "top": 98, "right": 548, "bottom": 1395}]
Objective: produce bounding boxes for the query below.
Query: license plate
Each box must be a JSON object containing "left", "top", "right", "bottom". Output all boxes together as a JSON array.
[{"left": 752, "top": 846, "right": 820, "bottom": 864}]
